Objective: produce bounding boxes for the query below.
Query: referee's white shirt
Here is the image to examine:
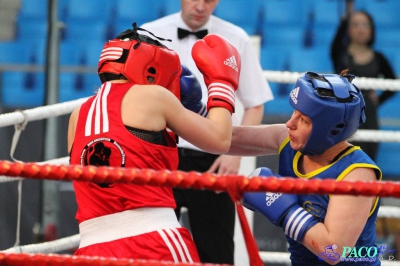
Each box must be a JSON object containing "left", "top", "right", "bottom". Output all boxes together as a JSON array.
[{"left": 141, "top": 13, "right": 273, "bottom": 151}]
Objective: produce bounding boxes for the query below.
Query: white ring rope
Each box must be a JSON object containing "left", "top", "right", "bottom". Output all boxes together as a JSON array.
[
  {"left": 0, "top": 98, "right": 87, "bottom": 128},
  {"left": 351, "top": 130, "right": 400, "bottom": 143},
  {"left": 258, "top": 251, "right": 400, "bottom": 265},
  {"left": 3, "top": 225, "right": 400, "bottom": 265},
  {"left": 0, "top": 71, "right": 398, "bottom": 129},
  {"left": 2, "top": 234, "right": 80, "bottom": 254},
  {"left": 0, "top": 100, "right": 397, "bottom": 145},
  {"left": 0, "top": 73, "right": 395, "bottom": 127},
  {"left": 378, "top": 206, "right": 400, "bottom": 219},
  {"left": 264, "top": 70, "right": 400, "bottom": 91},
  {"left": 4, "top": 238, "right": 400, "bottom": 265}
]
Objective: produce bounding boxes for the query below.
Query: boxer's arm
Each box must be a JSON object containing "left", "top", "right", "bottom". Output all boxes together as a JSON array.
[{"left": 227, "top": 124, "right": 288, "bottom": 156}]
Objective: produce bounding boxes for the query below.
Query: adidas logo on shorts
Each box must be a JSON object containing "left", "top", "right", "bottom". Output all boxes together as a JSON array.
[
  {"left": 290, "top": 86, "right": 300, "bottom": 104},
  {"left": 224, "top": 56, "right": 239, "bottom": 72},
  {"left": 265, "top": 192, "right": 282, "bottom": 206}
]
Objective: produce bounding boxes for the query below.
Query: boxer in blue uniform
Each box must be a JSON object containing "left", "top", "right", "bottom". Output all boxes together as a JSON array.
[{"left": 228, "top": 70, "right": 382, "bottom": 265}]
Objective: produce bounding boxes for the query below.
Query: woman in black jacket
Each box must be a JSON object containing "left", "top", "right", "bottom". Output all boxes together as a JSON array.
[{"left": 330, "top": 3, "right": 397, "bottom": 161}]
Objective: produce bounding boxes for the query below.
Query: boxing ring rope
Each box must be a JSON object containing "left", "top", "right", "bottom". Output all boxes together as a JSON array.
[
  {"left": 264, "top": 70, "right": 400, "bottom": 91},
  {"left": 1, "top": 161, "right": 400, "bottom": 265},
  {"left": 1, "top": 252, "right": 399, "bottom": 266},
  {"left": 0, "top": 252, "right": 212, "bottom": 266},
  {"left": 1, "top": 159, "right": 400, "bottom": 198},
  {"left": 1, "top": 70, "right": 400, "bottom": 129},
  {"left": 0, "top": 71, "right": 399, "bottom": 265}
]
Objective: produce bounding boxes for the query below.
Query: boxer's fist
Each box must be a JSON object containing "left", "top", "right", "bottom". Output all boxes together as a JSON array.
[
  {"left": 192, "top": 34, "right": 241, "bottom": 113},
  {"left": 243, "top": 167, "right": 297, "bottom": 226},
  {"left": 180, "top": 65, "right": 207, "bottom": 117},
  {"left": 243, "top": 167, "right": 318, "bottom": 242}
]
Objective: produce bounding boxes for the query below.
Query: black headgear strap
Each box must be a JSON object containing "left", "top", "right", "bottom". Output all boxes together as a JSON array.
[{"left": 116, "top": 22, "right": 172, "bottom": 50}]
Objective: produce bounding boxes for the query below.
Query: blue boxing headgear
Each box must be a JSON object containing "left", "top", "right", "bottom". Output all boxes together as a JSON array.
[{"left": 288, "top": 72, "right": 366, "bottom": 155}]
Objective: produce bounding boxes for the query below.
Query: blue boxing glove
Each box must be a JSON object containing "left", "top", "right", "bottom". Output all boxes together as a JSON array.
[
  {"left": 180, "top": 65, "right": 208, "bottom": 117},
  {"left": 243, "top": 167, "right": 319, "bottom": 242}
]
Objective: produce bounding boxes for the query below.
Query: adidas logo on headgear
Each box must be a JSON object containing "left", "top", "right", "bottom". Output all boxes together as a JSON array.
[
  {"left": 224, "top": 56, "right": 239, "bottom": 72},
  {"left": 290, "top": 86, "right": 300, "bottom": 104}
]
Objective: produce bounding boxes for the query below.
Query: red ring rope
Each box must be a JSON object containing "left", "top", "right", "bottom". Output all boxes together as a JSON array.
[
  {"left": 1, "top": 160, "right": 399, "bottom": 266},
  {"left": 0, "top": 160, "right": 399, "bottom": 198}
]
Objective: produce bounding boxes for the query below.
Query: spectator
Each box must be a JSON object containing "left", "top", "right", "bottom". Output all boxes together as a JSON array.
[
  {"left": 230, "top": 71, "right": 382, "bottom": 265},
  {"left": 141, "top": 0, "right": 273, "bottom": 264},
  {"left": 68, "top": 24, "right": 241, "bottom": 262},
  {"left": 330, "top": 0, "right": 397, "bottom": 161}
]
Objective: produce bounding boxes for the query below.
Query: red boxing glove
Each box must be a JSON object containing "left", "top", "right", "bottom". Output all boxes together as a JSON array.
[{"left": 192, "top": 34, "right": 241, "bottom": 113}]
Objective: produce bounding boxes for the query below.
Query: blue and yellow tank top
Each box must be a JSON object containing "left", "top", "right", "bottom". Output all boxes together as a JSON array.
[{"left": 278, "top": 137, "right": 382, "bottom": 265}]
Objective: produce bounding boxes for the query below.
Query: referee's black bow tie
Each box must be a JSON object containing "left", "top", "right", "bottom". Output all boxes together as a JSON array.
[{"left": 177, "top": 28, "right": 208, "bottom": 39}]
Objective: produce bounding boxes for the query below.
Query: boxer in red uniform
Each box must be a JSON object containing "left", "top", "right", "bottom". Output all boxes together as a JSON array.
[{"left": 67, "top": 23, "right": 241, "bottom": 262}]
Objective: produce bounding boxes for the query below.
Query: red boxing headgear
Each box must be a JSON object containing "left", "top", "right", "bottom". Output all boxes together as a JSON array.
[{"left": 98, "top": 23, "right": 182, "bottom": 99}]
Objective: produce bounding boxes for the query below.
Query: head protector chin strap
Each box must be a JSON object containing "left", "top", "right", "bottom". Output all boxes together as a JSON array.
[
  {"left": 98, "top": 22, "right": 182, "bottom": 99},
  {"left": 289, "top": 71, "right": 366, "bottom": 155}
]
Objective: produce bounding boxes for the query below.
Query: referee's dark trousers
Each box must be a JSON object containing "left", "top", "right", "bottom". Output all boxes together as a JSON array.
[{"left": 174, "top": 147, "right": 235, "bottom": 265}]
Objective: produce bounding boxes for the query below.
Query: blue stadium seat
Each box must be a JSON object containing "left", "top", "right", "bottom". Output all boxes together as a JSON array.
[
  {"left": 263, "top": 0, "right": 308, "bottom": 28},
  {"left": 262, "top": 25, "right": 304, "bottom": 49},
  {"left": 112, "top": 20, "right": 135, "bottom": 38},
  {"left": 352, "top": 0, "right": 369, "bottom": 10},
  {"left": 374, "top": 46, "right": 400, "bottom": 77},
  {"left": 376, "top": 46, "right": 400, "bottom": 78},
  {"left": 59, "top": 73, "right": 98, "bottom": 102},
  {"left": 60, "top": 41, "right": 83, "bottom": 66},
  {"left": 64, "top": 0, "right": 113, "bottom": 21},
  {"left": 62, "top": 20, "right": 109, "bottom": 42},
  {"left": 378, "top": 90, "right": 400, "bottom": 121},
  {"left": 162, "top": 1, "right": 181, "bottom": 16},
  {"left": 264, "top": 97, "right": 293, "bottom": 117},
  {"left": 392, "top": 51, "right": 400, "bottom": 77},
  {"left": 84, "top": 74, "right": 101, "bottom": 94},
  {"left": 58, "top": 73, "right": 76, "bottom": 102},
  {"left": 59, "top": 40, "right": 102, "bottom": 102},
  {"left": 260, "top": 45, "right": 291, "bottom": 71},
  {"left": 58, "top": 0, "right": 70, "bottom": 21},
  {"left": 376, "top": 79, "right": 400, "bottom": 179},
  {"left": 305, "top": 0, "right": 341, "bottom": 28},
  {"left": 60, "top": 40, "right": 104, "bottom": 67},
  {"left": 0, "top": 41, "right": 28, "bottom": 64},
  {"left": 1, "top": 71, "right": 45, "bottom": 108},
  {"left": 115, "top": 0, "right": 165, "bottom": 28},
  {"left": 288, "top": 47, "right": 333, "bottom": 73},
  {"left": 378, "top": 46, "right": 398, "bottom": 62},
  {"left": 269, "top": 81, "right": 293, "bottom": 101},
  {"left": 0, "top": 40, "right": 45, "bottom": 64},
  {"left": 313, "top": 24, "right": 337, "bottom": 47},
  {"left": 260, "top": 44, "right": 293, "bottom": 102},
  {"left": 375, "top": 29, "right": 400, "bottom": 49},
  {"left": 0, "top": 41, "right": 45, "bottom": 108},
  {"left": 364, "top": 0, "right": 400, "bottom": 30},
  {"left": 18, "top": 0, "right": 47, "bottom": 21},
  {"left": 376, "top": 142, "right": 400, "bottom": 179},
  {"left": 84, "top": 42, "right": 105, "bottom": 67},
  {"left": 15, "top": 19, "right": 47, "bottom": 41},
  {"left": 213, "top": 0, "right": 263, "bottom": 35}
]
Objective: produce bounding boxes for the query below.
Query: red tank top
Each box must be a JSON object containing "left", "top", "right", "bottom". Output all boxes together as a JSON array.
[{"left": 70, "top": 82, "right": 178, "bottom": 223}]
